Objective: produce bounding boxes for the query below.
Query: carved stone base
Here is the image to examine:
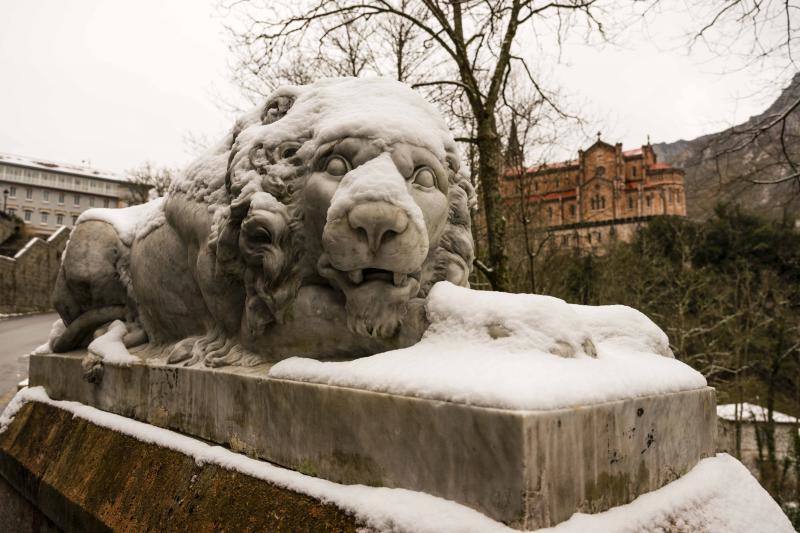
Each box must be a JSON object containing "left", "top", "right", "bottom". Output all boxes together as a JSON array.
[{"left": 28, "top": 351, "right": 716, "bottom": 529}]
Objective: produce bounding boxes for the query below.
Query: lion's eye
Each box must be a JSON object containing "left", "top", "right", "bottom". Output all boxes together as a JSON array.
[
  {"left": 412, "top": 167, "right": 436, "bottom": 189},
  {"left": 325, "top": 155, "right": 350, "bottom": 177},
  {"left": 249, "top": 229, "right": 272, "bottom": 245},
  {"left": 277, "top": 142, "right": 301, "bottom": 160}
]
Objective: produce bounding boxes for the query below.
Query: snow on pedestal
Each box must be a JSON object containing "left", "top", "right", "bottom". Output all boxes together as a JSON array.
[{"left": 269, "top": 282, "right": 707, "bottom": 410}]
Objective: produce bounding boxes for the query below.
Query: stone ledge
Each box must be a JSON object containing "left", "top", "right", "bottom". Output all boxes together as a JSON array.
[
  {"left": 29, "top": 352, "right": 717, "bottom": 529},
  {"left": 0, "top": 401, "right": 361, "bottom": 532}
]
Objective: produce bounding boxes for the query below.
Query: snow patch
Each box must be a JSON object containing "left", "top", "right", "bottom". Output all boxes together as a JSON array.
[
  {"left": 717, "top": 402, "right": 799, "bottom": 424},
  {"left": 269, "top": 282, "right": 706, "bottom": 411},
  {"left": 1, "top": 388, "right": 792, "bottom": 532},
  {"left": 30, "top": 318, "right": 65, "bottom": 355},
  {"left": 173, "top": 77, "right": 459, "bottom": 204},
  {"left": 77, "top": 197, "right": 165, "bottom": 246},
  {"left": 87, "top": 320, "right": 138, "bottom": 366},
  {"left": 541, "top": 454, "right": 794, "bottom": 533}
]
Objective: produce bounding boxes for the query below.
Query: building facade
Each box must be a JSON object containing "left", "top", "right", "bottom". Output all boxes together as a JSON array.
[
  {"left": 502, "top": 136, "right": 687, "bottom": 251},
  {"left": 0, "top": 152, "right": 129, "bottom": 237}
]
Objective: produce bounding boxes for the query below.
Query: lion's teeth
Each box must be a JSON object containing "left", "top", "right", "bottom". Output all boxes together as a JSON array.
[
  {"left": 348, "top": 270, "right": 363, "bottom": 284},
  {"left": 393, "top": 272, "right": 407, "bottom": 286}
]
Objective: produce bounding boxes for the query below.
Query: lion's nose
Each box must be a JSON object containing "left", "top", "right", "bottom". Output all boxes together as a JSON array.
[{"left": 347, "top": 201, "right": 409, "bottom": 254}]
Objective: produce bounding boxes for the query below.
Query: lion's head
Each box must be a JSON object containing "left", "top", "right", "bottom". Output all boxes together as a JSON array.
[{"left": 188, "top": 78, "right": 475, "bottom": 346}]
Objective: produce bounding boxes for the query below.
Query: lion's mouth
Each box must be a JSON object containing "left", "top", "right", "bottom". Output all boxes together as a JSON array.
[
  {"left": 317, "top": 255, "right": 421, "bottom": 291},
  {"left": 347, "top": 268, "right": 415, "bottom": 287}
]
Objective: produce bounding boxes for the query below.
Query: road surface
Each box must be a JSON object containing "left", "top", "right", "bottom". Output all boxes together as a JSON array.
[{"left": 0, "top": 312, "right": 57, "bottom": 408}]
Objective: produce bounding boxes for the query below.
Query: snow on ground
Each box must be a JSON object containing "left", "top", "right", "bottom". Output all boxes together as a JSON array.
[
  {"left": 77, "top": 197, "right": 165, "bottom": 246},
  {"left": 540, "top": 453, "right": 794, "bottom": 533},
  {"left": 269, "top": 282, "right": 706, "bottom": 411},
  {"left": 717, "top": 402, "right": 799, "bottom": 424},
  {"left": 87, "top": 320, "right": 138, "bottom": 365},
  {"left": 1, "top": 387, "right": 792, "bottom": 533},
  {"left": 30, "top": 317, "right": 65, "bottom": 355}
]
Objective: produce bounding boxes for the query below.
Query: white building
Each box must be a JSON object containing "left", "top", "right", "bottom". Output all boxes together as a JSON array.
[{"left": 0, "top": 152, "right": 129, "bottom": 237}]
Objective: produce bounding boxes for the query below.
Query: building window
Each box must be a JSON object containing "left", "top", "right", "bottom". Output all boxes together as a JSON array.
[
  {"left": 632, "top": 167, "right": 637, "bottom": 177},
  {"left": 58, "top": 192, "right": 65, "bottom": 204},
  {"left": 103, "top": 198, "right": 110, "bottom": 208},
  {"left": 646, "top": 195, "right": 652, "bottom": 207},
  {"left": 8, "top": 186, "right": 15, "bottom": 198},
  {"left": 547, "top": 206, "right": 553, "bottom": 220},
  {"left": 89, "top": 196, "right": 95, "bottom": 207},
  {"left": 56, "top": 213, "right": 64, "bottom": 225},
  {"left": 43, "top": 190, "right": 49, "bottom": 202},
  {"left": 600, "top": 196, "right": 606, "bottom": 209},
  {"left": 8, "top": 208, "right": 15, "bottom": 217},
  {"left": 24, "top": 210, "right": 32, "bottom": 221},
  {"left": 71, "top": 215, "right": 78, "bottom": 225},
  {"left": 41, "top": 212, "right": 48, "bottom": 224},
  {"left": 677, "top": 193, "right": 682, "bottom": 204},
  {"left": 74, "top": 178, "right": 80, "bottom": 185},
  {"left": 73, "top": 194, "right": 80, "bottom": 206},
  {"left": 570, "top": 204, "right": 576, "bottom": 216},
  {"left": 628, "top": 196, "right": 634, "bottom": 209},
  {"left": 26, "top": 188, "right": 33, "bottom": 200}
]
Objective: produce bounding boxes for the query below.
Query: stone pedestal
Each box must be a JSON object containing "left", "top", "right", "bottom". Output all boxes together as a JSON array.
[{"left": 25, "top": 351, "right": 717, "bottom": 529}]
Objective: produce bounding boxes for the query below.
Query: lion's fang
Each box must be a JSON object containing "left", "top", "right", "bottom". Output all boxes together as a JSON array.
[
  {"left": 393, "top": 273, "right": 407, "bottom": 286},
  {"left": 348, "top": 270, "right": 363, "bottom": 284}
]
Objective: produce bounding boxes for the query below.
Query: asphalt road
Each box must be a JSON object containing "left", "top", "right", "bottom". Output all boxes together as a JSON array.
[{"left": 0, "top": 312, "right": 57, "bottom": 408}]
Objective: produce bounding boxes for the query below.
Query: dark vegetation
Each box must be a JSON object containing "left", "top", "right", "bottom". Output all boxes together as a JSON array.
[{"left": 492, "top": 204, "right": 800, "bottom": 516}]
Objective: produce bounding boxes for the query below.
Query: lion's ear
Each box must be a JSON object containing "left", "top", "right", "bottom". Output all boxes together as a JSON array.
[{"left": 229, "top": 192, "right": 253, "bottom": 221}]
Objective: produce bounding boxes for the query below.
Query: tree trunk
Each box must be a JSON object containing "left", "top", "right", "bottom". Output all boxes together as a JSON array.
[{"left": 475, "top": 114, "right": 509, "bottom": 291}]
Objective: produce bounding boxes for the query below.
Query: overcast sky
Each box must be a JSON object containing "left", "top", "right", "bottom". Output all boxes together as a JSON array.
[{"left": 0, "top": 1, "right": 791, "bottom": 173}]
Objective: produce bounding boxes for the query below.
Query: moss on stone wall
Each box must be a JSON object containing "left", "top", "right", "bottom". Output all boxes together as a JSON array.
[{"left": 0, "top": 402, "right": 362, "bottom": 532}]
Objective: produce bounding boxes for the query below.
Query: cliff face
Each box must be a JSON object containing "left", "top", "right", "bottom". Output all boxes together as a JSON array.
[{"left": 653, "top": 73, "right": 800, "bottom": 221}]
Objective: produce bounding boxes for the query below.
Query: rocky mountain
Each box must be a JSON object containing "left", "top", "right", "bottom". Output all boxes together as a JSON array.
[{"left": 653, "top": 73, "right": 800, "bottom": 222}]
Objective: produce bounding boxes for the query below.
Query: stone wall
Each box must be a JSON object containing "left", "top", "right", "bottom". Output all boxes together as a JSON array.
[{"left": 0, "top": 226, "right": 69, "bottom": 314}]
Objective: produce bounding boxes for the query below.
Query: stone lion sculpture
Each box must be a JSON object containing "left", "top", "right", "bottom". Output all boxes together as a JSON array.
[{"left": 51, "top": 77, "right": 476, "bottom": 367}]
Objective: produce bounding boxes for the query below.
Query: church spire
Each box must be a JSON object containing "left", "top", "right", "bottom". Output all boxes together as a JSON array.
[{"left": 505, "top": 117, "right": 523, "bottom": 169}]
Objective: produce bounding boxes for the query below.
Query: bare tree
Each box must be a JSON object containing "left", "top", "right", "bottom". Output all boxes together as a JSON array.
[
  {"left": 223, "top": 0, "right": 606, "bottom": 291},
  {"left": 125, "top": 163, "right": 175, "bottom": 205},
  {"left": 676, "top": 1, "right": 800, "bottom": 195}
]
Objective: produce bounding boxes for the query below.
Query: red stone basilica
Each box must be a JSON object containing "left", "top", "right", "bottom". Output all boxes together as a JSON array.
[{"left": 501, "top": 133, "right": 687, "bottom": 250}]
